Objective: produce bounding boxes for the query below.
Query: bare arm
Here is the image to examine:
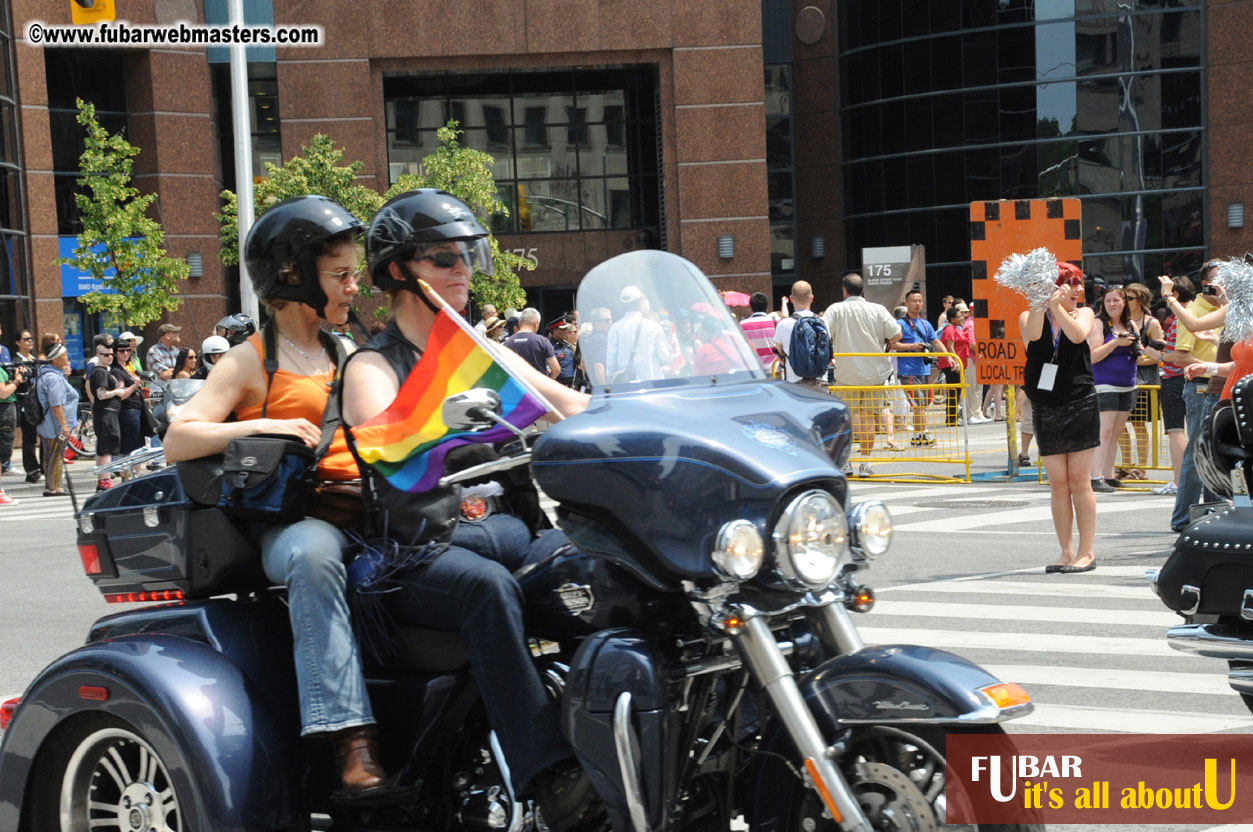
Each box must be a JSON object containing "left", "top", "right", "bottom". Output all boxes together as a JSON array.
[
  {"left": 493, "top": 344, "right": 590, "bottom": 418},
  {"left": 1018, "top": 309, "right": 1046, "bottom": 348},
  {"left": 1159, "top": 276, "right": 1226, "bottom": 331},
  {"left": 545, "top": 356, "right": 561, "bottom": 378},
  {"left": 1088, "top": 322, "right": 1126, "bottom": 363},
  {"left": 163, "top": 346, "right": 321, "bottom": 461}
]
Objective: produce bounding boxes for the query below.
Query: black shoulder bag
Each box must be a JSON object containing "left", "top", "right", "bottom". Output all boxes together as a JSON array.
[{"left": 218, "top": 327, "right": 346, "bottom": 523}]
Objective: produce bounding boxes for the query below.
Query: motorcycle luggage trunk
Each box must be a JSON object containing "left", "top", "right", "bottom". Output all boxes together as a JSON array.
[
  {"left": 1157, "top": 506, "right": 1253, "bottom": 616},
  {"left": 77, "top": 460, "right": 265, "bottom": 600}
]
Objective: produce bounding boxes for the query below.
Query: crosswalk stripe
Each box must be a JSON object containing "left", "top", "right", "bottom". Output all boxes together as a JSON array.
[
  {"left": 1006, "top": 703, "right": 1253, "bottom": 734},
  {"left": 878, "top": 580, "right": 1154, "bottom": 600},
  {"left": 894, "top": 496, "right": 1175, "bottom": 532},
  {"left": 982, "top": 664, "right": 1232, "bottom": 696},
  {"left": 850, "top": 485, "right": 1008, "bottom": 501},
  {"left": 857, "top": 627, "right": 1184, "bottom": 658},
  {"left": 872, "top": 599, "right": 1176, "bottom": 627}
]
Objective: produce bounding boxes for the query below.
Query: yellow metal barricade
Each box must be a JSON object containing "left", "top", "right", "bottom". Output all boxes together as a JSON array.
[{"left": 825, "top": 352, "right": 972, "bottom": 483}]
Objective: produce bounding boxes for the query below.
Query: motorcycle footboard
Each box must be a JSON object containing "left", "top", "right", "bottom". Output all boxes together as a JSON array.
[{"left": 799, "top": 644, "right": 1033, "bottom": 728}]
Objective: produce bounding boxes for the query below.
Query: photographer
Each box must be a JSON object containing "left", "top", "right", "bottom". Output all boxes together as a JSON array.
[
  {"left": 1122, "top": 282, "right": 1165, "bottom": 481},
  {"left": 0, "top": 358, "right": 27, "bottom": 505},
  {"left": 894, "top": 289, "right": 945, "bottom": 446},
  {"left": 1158, "top": 266, "right": 1225, "bottom": 531},
  {"left": 1088, "top": 286, "right": 1139, "bottom": 492}
]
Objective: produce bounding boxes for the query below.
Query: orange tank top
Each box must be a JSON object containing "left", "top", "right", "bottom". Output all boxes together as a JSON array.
[
  {"left": 1221, "top": 338, "right": 1253, "bottom": 401},
  {"left": 233, "top": 333, "right": 358, "bottom": 481}
]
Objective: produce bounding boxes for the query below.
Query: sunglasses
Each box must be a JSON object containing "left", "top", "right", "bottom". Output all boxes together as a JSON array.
[
  {"left": 414, "top": 250, "right": 472, "bottom": 270},
  {"left": 19, "top": 336, "right": 32, "bottom": 341},
  {"left": 116, "top": 347, "right": 132, "bottom": 352},
  {"left": 96, "top": 351, "right": 113, "bottom": 357},
  {"left": 319, "top": 268, "right": 365, "bottom": 284}
]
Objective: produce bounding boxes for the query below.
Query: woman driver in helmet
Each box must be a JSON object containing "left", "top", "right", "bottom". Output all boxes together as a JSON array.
[
  {"left": 163, "top": 196, "right": 389, "bottom": 797},
  {"left": 341, "top": 189, "right": 594, "bottom": 831}
]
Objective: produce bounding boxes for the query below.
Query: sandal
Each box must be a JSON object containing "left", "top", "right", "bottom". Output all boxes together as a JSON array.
[
  {"left": 1017, "top": 453, "right": 1031, "bottom": 466},
  {"left": 1114, "top": 467, "right": 1130, "bottom": 480},
  {"left": 884, "top": 442, "right": 902, "bottom": 451},
  {"left": 1126, "top": 469, "right": 1147, "bottom": 480}
]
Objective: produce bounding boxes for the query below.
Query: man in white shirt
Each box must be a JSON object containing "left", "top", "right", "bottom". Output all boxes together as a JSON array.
[
  {"left": 773, "top": 280, "right": 822, "bottom": 385},
  {"left": 474, "top": 304, "right": 497, "bottom": 336},
  {"left": 606, "top": 285, "right": 671, "bottom": 382},
  {"left": 822, "top": 273, "right": 902, "bottom": 470}
]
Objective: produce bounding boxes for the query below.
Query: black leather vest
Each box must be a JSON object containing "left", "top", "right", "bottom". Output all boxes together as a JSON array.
[{"left": 343, "top": 321, "right": 461, "bottom": 545}]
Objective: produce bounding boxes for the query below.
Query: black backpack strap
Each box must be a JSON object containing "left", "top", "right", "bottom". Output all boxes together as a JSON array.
[
  {"left": 314, "top": 330, "right": 349, "bottom": 462},
  {"left": 260, "top": 326, "right": 280, "bottom": 419}
]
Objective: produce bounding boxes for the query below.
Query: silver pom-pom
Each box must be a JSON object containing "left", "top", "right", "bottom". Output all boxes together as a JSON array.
[
  {"left": 994, "top": 247, "right": 1059, "bottom": 310},
  {"left": 1212, "top": 258, "right": 1253, "bottom": 343}
]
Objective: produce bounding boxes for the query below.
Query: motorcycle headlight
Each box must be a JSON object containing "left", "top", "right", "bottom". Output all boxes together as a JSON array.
[
  {"left": 712, "top": 520, "right": 764, "bottom": 581},
  {"left": 847, "top": 500, "right": 892, "bottom": 560},
  {"left": 773, "top": 490, "right": 848, "bottom": 590}
]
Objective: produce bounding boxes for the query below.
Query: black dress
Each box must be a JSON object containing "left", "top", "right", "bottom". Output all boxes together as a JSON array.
[{"left": 1024, "top": 313, "right": 1100, "bottom": 457}]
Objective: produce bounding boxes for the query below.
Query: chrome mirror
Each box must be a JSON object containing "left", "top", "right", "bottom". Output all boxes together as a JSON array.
[{"left": 442, "top": 388, "right": 503, "bottom": 431}]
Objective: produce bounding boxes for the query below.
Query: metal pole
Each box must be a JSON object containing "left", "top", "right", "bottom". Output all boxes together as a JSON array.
[{"left": 229, "top": 0, "right": 259, "bottom": 321}]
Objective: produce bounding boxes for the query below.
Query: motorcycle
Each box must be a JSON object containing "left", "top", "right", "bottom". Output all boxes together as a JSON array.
[
  {"left": 1155, "top": 375, "right": 1253, "bottom": 714},
  {"left": 0, "top": 251, "right": 1038, "bottom": 832}
]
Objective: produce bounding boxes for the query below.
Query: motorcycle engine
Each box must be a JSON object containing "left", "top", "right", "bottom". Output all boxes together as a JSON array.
[{"left": 453, "top": 742, "right": 515, "bottom": 830}]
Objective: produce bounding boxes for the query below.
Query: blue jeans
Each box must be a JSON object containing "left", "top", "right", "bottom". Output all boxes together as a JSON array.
[
  {"left": 1172, "top": 384, "right": 1221, "bottom": 530},
  {"left": 119, "top": 406, "right": 143, "bottom": 455},
  {"left": 389, "top": 514, "right": 571, "bottom": 794},
  {"left": 261, "top": 517, "right": 374, "bottom": 736}
]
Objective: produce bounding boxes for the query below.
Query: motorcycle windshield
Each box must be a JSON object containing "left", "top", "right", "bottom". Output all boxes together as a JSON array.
[{"left": 575, "top": 250, "right": 768, "bottom": 393}]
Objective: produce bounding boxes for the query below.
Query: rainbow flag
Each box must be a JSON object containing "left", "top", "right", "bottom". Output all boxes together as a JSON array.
[{"left": 350, "top": 302, "right": 551, "bottom": 493}]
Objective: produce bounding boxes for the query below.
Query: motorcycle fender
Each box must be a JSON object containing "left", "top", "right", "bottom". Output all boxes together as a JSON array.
[
  {"left": 0, "top": 635, "right": 301, "bottom": 832},
  {"left": 561, "top": 628, "right": 667, "bottom": 832},
  {"left": 799, "top": 644, "right": 1033, "bottom": 728}
]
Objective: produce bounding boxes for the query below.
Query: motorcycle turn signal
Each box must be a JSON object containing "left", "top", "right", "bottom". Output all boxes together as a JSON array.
[{"left": 844, "top": 585, "right": 876, "bottom": 613}]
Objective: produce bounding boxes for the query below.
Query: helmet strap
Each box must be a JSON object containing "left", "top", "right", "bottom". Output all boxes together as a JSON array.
[
  {"left": 389, "top": 259, "right": 441, "bottom": 315},
  {"left": 297, "top": 249, "right": 332, "bottom": 318}
]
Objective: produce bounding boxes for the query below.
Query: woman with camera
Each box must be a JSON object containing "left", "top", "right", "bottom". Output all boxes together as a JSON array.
[
  {"left": 1117, "top": 283, "right": 1165, "bottom": 481},
  {"left": 1019, "top": 262, "right": 1099, "bottom": 573},
  {"left": 1088, "top": 286, "right": 1141, "bottom": 493}
]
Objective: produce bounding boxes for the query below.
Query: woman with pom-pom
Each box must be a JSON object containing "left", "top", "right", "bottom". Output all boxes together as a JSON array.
[{"left": 1018, "top": 262, "right": 1100, "bottom": 573}]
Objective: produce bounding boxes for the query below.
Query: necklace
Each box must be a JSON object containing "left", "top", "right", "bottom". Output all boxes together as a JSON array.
[{"left": 280, "top": 331, "right": 326, "bottom": 362}]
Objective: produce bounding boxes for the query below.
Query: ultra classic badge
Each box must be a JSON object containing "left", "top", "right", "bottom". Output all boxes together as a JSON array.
[{"left": 553, "top": 582, "right": 595, "bottom": 614}]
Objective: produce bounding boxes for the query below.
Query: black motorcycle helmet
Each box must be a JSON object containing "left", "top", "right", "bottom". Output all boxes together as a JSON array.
[
  {"left": 365, "top": 189, "right": 494, "bottom": 294},
  {"left": 1196, "top": 401, "right": 1247, "bottom": 500},
  {"left": 214, "top": 313, "right": 257, "bottom": 347},
  {"left": 244, "top": 195, "right": 365, "bottom": 318}
]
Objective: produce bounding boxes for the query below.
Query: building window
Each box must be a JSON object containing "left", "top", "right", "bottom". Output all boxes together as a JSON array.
[
  {"left": 46, "top": 49, "right": 127, "bottom": 236},
  {"left": 838, "top": 2, "right": 1206, "bottom": 292},
  {"left": 765, "top": 63, "right": 796, "bottom": 277},
  {"left": 383, "top": 67, "right": 660, "bottom": 235}
]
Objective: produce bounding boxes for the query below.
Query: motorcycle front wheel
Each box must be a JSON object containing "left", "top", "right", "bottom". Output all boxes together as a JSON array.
[
  {"left": 27, "top": 714, "right": 188, "bottom": 832},
  {"left": 840, "top": 724, "right": 1043, "bottom": 832}
]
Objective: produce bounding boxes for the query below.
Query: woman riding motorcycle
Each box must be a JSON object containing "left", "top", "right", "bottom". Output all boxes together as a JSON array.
[
  {"left": 162, "top": 195, "right": 388, "bottom": 796},
  {"left": 340, "top": 189, "right": 594, "bottom": 830}
]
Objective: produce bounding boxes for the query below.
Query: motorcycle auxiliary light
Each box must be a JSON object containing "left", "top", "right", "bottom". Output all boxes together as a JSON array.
[
  {"left": 979, "top": 681, "right": 1031, "bottom": 710},
  {"left": 847, "top": 500, "right": 892, "bottom": 560},
  {"left": 712, "top": 520, "right": 765, "bottom": 581},
  {"left": 845, "top": 585, "right": 876, "bottom": 613},
  {"left": 773, "top": 490, "right": 848, "bottom": 590}
]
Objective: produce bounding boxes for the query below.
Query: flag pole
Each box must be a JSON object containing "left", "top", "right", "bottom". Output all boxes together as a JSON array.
[{"left": 416, "top": 279, "right": 561, "bottom": 419}]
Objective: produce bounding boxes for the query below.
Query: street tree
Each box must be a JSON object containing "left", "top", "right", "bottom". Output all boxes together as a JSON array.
[{"left": 59, "top": 99, "right": 189, "bottom": 329}]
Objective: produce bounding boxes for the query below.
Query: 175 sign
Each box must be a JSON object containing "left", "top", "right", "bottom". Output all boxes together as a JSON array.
[
  {"left": 865, "top": 264, "right": 894, "bottom": 277},
  {"left": 507, "top": 247, "right": 540, "bottom": 268}
]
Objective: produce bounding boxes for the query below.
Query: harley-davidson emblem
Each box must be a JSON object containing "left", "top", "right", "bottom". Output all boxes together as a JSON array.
[
  {"left": 554, "top": 582, "right": 595, "bottom": 614},
  {"left": 742, "top": 422, "right": 798, "bottom": 456},
  {"left": 872, "top": 699, "right": 930, "bottom": 711},
  {"left": 241, "top": 456, "right": 258, "bottom": 467}
]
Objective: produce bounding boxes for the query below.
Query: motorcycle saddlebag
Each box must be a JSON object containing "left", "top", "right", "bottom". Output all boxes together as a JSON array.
[
  {"left": 1158, "top": 505, "right": 1253, "bottom": 616},
  {"left": 77, "top": 460, "right": 266, "bottom": 601}
]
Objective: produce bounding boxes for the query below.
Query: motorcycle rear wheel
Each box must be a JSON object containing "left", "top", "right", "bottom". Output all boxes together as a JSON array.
[{"left": 27, "top": 714, "right": 188, "bottom": 832}]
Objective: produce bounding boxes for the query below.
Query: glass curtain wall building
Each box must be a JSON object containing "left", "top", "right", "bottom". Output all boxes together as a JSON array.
[{"left": 838, "top": 0, "right": 1204, "bottom": 300}]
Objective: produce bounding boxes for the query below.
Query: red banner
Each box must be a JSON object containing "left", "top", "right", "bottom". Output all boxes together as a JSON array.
[{"left": 946, "top": 733, "right": 1247, "bottom": 824}]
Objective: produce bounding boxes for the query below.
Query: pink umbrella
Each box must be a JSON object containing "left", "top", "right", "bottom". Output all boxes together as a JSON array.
[{"left": 721, "top": 290, "right": 751, "bottom": 307}]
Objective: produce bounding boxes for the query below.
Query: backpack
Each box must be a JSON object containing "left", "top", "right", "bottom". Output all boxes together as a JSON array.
[
  {"left": 19, "top": 376, "right": 43, "bottom": 427},
  {"left": 787, "top": 313, "right": 832, "bottom": 379}
]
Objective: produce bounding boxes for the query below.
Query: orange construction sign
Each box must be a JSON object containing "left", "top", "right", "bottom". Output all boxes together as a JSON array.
[{"left": 969, "top": 199, "right": 1083, "bottom": 385}]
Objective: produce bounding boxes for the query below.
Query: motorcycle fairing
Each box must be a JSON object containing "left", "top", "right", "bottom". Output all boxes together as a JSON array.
[
  {"left": 534, "top": 380, "right": 850, "bottom": 581},
  {"left": 799, "top": 644, "right": 1032, "bottom": 727},
  {"left": 561, "top": 628, "right": 669, "bottom": 832}
]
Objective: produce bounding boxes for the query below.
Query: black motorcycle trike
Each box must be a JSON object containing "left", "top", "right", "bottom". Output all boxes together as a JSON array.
[{"left": 0, "top": 252, "right": 1037, "bottom": 832}]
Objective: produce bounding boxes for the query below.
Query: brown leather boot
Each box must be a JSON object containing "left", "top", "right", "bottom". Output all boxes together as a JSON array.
[{"left": 333, "top": 725, "right": 387, "bottom": 793}]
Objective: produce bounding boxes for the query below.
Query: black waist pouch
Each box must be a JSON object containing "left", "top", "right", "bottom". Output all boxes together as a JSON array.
[{"left": 218, "top": 435, "right": 316, "bottom": 522}]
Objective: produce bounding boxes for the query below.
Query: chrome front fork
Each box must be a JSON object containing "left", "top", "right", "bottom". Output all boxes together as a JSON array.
[{"left": 731, "top": 614, "right": 872, "bottom": 832}]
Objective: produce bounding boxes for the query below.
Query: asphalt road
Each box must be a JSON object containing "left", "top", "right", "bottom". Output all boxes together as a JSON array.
[{"left": 0, "top": 420, "right": 1243, "bottom": 832}]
